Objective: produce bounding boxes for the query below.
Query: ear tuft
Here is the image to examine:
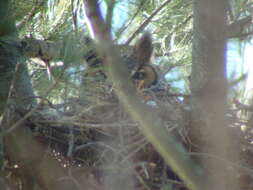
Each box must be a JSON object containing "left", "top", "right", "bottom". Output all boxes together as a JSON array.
[{"left": 134, "top": 33, "right": 153, "bottom": 65}]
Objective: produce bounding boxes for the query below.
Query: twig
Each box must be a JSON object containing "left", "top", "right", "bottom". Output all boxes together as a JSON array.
[
  {"left": 226, "top": 15, "right": 252, "bottom": 38},
  {"left": 167, "top": 93, "right": 190, "bottom": 98},
  {"left": 1, "top": 65, "right": 65, "bottom": 136},
  {"left": 67, "top": 126, "right": 75, "bottom": 158},
  {"left": 228, "top": 73, "right": 247, "bottom": 87},
  {"left": 162, "top": 63, "right": 184, "bottom": 76},
  {"left": 117, "top": 0, "right": 146, "bottom": 40},
  {"left": 125, "top": 0, "right": 173, "bottom": 45},
  {"left": 120, "top": 139, "right": 148, "bottom": 164},
  {"left": 39, "top": 120, "right": 138, "bottom": 129},
  {"left": 16, "top": 0, "right": 44, "bottom": 29},
  {"left": 233, "top": 99, "right": 253, "bottom": 112}
]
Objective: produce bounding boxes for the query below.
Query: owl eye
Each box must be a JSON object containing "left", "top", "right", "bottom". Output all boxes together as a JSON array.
[{"left": 132, "top": 69, "right": 147, "bottom": 80}]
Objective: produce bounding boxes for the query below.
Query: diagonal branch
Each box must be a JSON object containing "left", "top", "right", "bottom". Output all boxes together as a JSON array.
[
  {"left": 125, "top": 0, "right": 173, "bottom": 45},
  {"left": 16, "top": 0, "right": 44, "bottom": 30},
  {"left": 83, "top": 1, "right": 209, "bottom": 190}
]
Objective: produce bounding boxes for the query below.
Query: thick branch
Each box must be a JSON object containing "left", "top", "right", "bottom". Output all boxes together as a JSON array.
[
  {"left": 191, "top": 0, "right": 240, "bottom": 189},
  {"left": 21, "top": 37, "right": 63, "bottom": 61},
  {"left": 83, "top": 1, "right": 209, "bottom": 190}
]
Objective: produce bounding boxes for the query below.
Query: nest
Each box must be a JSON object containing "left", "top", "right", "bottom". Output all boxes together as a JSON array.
[
  {"left": 13, "top": 77, "right": 253, "bottom": 190},
  {"left": 23, "top": 80, "right": 191, "bottom": 190}
]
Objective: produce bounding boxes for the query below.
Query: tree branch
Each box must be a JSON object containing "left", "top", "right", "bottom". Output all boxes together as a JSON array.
[
  {"left": 83, "top": 1, "right": 209, "bottom": 190},
  {"left": 125, "top": 0, "right": 173, "bottom": 45},
  {"left": 226, "top": 15, "right": 252, "bottom": 38},
  {"left": 16, "top": 0, "right": 44, "bottom": 30}
]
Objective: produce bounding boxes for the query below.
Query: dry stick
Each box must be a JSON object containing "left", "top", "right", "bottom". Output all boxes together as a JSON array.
[
  {"left": 83, "top": 1, "right": 209, "bottom": 190},
  {"left": 125, "top": 0, "right": 173, "bottom": 45}
]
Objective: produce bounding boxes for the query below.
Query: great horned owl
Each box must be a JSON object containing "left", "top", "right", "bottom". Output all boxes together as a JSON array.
[{"left": 84, "top": 33, "right": 159, "bottom": 89}]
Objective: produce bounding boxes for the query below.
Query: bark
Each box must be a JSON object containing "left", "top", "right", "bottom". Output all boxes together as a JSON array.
[{"left": 191, "top": 0, "right": 239, "bottom": 189}]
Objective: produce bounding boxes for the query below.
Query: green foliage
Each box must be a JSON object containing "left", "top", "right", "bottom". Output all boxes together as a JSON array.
[
  {"left": 10, "top": 0, "right": 41, "bottom": 21},
  {"left": 1, "top": 0, "right": 253, "bottom": 189},
  {"left": 8, "top": 0, "right": 251, "bottom": 101},
  {"left": 230, "top": 0, "right": 250, "bottom": 19},
  {"left": 0, "top": 1, "right": 16, "bottom": 36}
]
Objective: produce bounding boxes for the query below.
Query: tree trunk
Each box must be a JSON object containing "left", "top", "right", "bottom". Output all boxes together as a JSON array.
[
  {"left": 190, "top": 0, "right": 239, "bottom": 189},
  {"left": 0, "top": 1, "right": 80, "bottom": 190},
  {"left": 0, "top": 40, "right": 36, "bottom": 113}
]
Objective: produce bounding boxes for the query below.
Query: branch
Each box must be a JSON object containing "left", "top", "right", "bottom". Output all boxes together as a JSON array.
[
  {"left": 117, "top": 0, "right": 146, "bottom": 39},
  {"left": 228, "top": 73, "right": 247, "bottom": 87},
  {"left": 83, "top": 0, "right": 111, "bottom": 40},
  {"left": 233, "top": 99, "right": 253, "bottom": 112},
  {"left": 83, "top": 1, "right": 209, "bottom": 190},
  {"left": 226, "top": 15, "right": 252, "bottom": 38},
  {"left": 125, "top": 0, "right": 173, "bottom": 45},
  {"left": 21, "top": 37, "right": 63, "bottom": 61},
  {"left": 0, "top": 64, "right": 79, "bottom": 190},
  {"left": 16, "top": 0, "right": 44, "bottom": 30}
]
